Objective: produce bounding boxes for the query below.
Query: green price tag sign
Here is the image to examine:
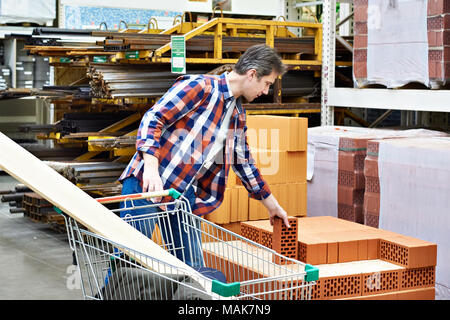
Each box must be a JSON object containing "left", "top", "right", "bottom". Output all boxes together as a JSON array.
[
  {"left": 171, "top": 36, "right": 186, "bottom": 74},
  {"left": 93, "top": 56, "right": 107, "bottom": 63}
]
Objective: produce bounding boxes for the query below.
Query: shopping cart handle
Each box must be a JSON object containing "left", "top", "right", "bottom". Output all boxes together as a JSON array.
[
  {"left": 304, "top": 264, "right": 319, "bottom": 282},
  {"left": 211, "top": 280, "right": 241, "bottom": 297},
  {"left": 96, "top": 188, "right": 182, "bottom": 204}
]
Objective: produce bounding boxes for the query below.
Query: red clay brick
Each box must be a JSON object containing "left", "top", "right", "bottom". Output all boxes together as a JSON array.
[
  {"left": 354, "top": 22, "right": 368, "bottom": 35},
  {"left": 361, "top": 270, "right": 401, "bottom": 296},
  {"left": 354, "top": 34, "right": 368, "bottom": 49},
  {"left": 379, "top": 237, "right": 437, "bottom": 268},
  {"left": 240, "top": 222, "right": 262, "bottom": 244},
  {"left": 327, "top": 242, "right": 338, "bottom": 264},
  {"left": 338, "top": 203, "right": 364, "bottom": 224},
  {"left": 364, "top": 157, "right": 379, "bottom": 178},
  {"left": 364, "top": 211, "right": 380, "bottom": 228},
  {"left": 339, "top": 152, "right": 366, "bottom": 172},
  {"left": 354, "top": 4, "right": 368, "bottom": 22},
  {"left": 272, "top": 217, "right": 298, "bottom": 264},
  {"left": 358, "top": 239, "right": 369, "bottom": 260},
  {"left": 338, "top": 239, "right": 359, "bottom": 263},
  {"left": 298, "top": 235, "right": 328, "bottom": 265},
  {"left": 353, "top": 61, "right": 367, "bottom": 79},
  {"left": 338, "top": 170, "right": 365, "bottom": 189},
  {"left": 321, "top": 274, "right": 363, "bottom": 300},
  {"left": 367, "top": 238, "right": 380, "bottom": 259},
  {"left": 400, "top": 266, "right": 436, "bottom": 290},
  {"left": 338, "top": 185, "right": 365, "bottom": 206},
  {"left": 363, "top": 191, "right": 380, "bottom": 215}
]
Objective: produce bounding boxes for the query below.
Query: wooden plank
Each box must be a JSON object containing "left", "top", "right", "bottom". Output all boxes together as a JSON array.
[{"left": 0, "top": 133, "right": 208, "bottom": 287}]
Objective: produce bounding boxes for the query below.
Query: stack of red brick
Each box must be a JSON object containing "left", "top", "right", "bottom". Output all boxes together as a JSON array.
[
  {"left": 337, "top": 137, "right": 369, "bottom": 223},
  {"left": 308, "top": 126, "right": 448, "bottom": 225},
  {"left": 354, "top": 0, "right": 450, "bottom": 87},
  {"left": 363, "top": 139, "right": 382, "bottom": 227},
  {"left": 241, "top": 216, "right": 437, "bottom": 300}
]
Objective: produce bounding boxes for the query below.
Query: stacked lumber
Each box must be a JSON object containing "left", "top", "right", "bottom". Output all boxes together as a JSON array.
[
  {"left": 95, "top": 31, "right": 317, "bottom": 56},
  {"left": 205, "top": 115, "right": 308, "bottom": 227},
  {"left": 240, "top": 216, "right": 437, "bottom": 300}
]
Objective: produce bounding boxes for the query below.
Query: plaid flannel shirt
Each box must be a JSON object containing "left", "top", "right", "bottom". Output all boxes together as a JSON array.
[{"left": 119, "top": 73, "right": 271, "bottom": 216}]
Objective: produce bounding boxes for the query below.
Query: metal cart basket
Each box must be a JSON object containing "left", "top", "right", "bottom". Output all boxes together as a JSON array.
[{"left": 61, "top": 189, "right": 318, "bottom": 300}]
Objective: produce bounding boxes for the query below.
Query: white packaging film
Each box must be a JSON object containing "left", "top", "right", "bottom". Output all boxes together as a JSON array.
[
  {"left": 0, "top": 0, "right": 55, "bottom": 25},
  {"left": 307, "top": 126, "right": 448, "bottom": 218},
  {"left": 366, "top": 0, "right": 429, "bottom": 88},
  {"left": 378, "top": 137, "right": 450, "bottom": 299}
]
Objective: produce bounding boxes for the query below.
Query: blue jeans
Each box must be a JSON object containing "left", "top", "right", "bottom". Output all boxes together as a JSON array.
[{"left": 119, "top": 176, "right": 204, "bottom": 269}]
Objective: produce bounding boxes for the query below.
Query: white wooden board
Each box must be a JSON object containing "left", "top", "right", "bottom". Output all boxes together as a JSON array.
[{"left": 0, "top": 132, "right": 209, "bottom": 290}]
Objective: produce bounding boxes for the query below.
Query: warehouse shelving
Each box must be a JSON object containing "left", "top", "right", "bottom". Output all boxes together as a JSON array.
[{"left": 317, "top": 0, "right": 450, "bottom": 128}]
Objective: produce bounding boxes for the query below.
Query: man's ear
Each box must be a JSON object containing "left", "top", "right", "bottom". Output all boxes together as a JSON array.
[{"left": 246, "top": 68, "right": 257, "bottom": 80}]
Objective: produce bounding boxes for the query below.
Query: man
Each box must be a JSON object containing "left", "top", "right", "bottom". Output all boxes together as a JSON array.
[{"left": 118, "top": 44, "right": 291, "bottom": 268}]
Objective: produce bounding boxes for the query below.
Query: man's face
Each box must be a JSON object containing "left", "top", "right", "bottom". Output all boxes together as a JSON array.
[{"left": 242, "top": 69, "right": 278, "bottom": 102}]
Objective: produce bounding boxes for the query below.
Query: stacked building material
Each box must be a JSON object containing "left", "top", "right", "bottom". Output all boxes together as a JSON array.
[
  {"left": 87, "top": 63, "right": 208, "bottom": 99},
  {"left": 205, "top": 115, "right": 308, "bottom": 227},
  {"left": 96, "top": 31, "right": 317, "bottom": 56},
  {"left": 22, "top": 192, "right": 63, "bottom": 225},
  {"left": 427, "top": 0, "right": 450, "bottom": 86},
  {"left": 45, "top": 161, "right": 127, "bottom": 185},
  {"left": 361, "top": 136, "right": 450, "bottom": 299},
  {"left": 363, "top": 139, "right": 382, "bottom": 228},
  {"left": 307, "top": 126, "right": 448, "bottom": 224},
  {"left": 354, "top": 0, "right": 450, "bottom": 88},
  {"left": 240, "top": 216, "right": 437, "bottom": 300},
  {"left": 0, "top": 184, "right": 31, "bottom": 214},
  {"left": 18, "top": 143, "right": 86, "bottom": 162},
  {"left": 337, "top": 136, "right": 367, "bottom": 223},
  {"left": 19, "top": 111, "right": 134, "bottom": 136}
]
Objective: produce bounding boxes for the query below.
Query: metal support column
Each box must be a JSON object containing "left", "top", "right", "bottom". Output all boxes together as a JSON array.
[{"left": 321, "top": 0, "right": 336, "bottom": 126}]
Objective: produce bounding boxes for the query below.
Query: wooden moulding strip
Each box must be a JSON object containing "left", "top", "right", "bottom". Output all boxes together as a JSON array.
[{"left": 0, "top": 133, "right": 211, "bottom": 292}]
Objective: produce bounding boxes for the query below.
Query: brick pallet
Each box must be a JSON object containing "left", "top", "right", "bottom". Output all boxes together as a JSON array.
[
  {"left": 240, "top": 216, "right": 437, "bottom": 300},
  {"left": 354, "top": 0, "right": 450, "bottom": 87},
  {"left": 361, "top": 136, "right": 450, "bottom": 298},
  {"left": 308, "top": 126, "right": 448, "bottom": 225}
]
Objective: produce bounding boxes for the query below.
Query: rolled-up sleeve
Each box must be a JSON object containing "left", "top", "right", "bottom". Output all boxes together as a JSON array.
[{"left": 232, "top": 124, "right": 271, "bottom": 200}]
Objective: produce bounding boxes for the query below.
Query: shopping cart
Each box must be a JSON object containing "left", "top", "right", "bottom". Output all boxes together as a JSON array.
[{"left": 60, "top": 188, "right": 318, "bottom": 300}]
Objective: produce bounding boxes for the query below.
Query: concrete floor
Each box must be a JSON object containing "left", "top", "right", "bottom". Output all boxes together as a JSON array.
[{"left": 0, "top": 173, "right": 82, "bottom": 300}]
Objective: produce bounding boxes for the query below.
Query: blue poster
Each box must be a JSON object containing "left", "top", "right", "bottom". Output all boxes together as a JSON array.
[{"left": 63, "top": 5, "right": 182, "bottom": 30}]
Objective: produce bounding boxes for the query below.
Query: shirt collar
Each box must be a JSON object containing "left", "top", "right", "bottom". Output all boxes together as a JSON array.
[
  {"left": 221, "top": 72, "right": 243, "bottom": 114},
  {"left": 222, "top": 72, "right": 234, "bottom": 103}
]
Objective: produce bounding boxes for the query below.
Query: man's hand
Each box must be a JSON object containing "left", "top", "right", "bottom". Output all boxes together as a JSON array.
[
  {"left": 142, "top": 153, "right": 163, "bottom": 202},
  {"left": 260, "top": 194, "right": 291, "bottom": 228}
]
